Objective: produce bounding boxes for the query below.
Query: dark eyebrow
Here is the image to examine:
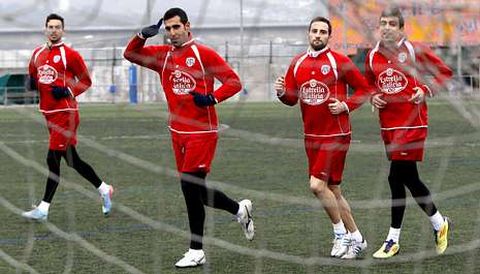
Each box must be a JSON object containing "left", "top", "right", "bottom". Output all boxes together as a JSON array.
[{"left": 165, "top": 24, "right": 182, "bottom": 30}]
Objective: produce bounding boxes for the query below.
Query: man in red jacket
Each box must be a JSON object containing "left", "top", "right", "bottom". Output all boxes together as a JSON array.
[
  {"left": 124, "top": 7, "right": 254, "bottom": 268},
  {"left": 22, "top": 14, "right": 113, "bottom": 221},
  {"left": 366, "top": 6, "right": 453, "bottom": 258},
  {"left": 274, "top": 16, "right": 372, "bottom": 259}
]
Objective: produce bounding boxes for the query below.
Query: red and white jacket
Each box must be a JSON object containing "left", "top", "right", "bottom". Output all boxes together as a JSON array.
[
  {"left": 124, "top": 34, "right": 242, "bottom": 133},
  {"left": 28, "top": 41, "right": 92, "bottom": 113},
  {"left": 279, "top": 47, "right": 372, "bottom": 138},
  {"left": 365, "top": 38, "right": 453, "bottom": 130}
]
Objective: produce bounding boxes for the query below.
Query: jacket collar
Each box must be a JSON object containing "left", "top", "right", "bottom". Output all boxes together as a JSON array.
[
  {"left": 171, "top": 34, "right": 195, "bottom": 51},
  {"left": 46, "top": 41, "right": 65, "bottom": 49},
  {"left": 307, "top": 46, "right": 329, "bottom": 58},
  {"left": 379, "top": 36, "right": 406, "bottom": 50}
]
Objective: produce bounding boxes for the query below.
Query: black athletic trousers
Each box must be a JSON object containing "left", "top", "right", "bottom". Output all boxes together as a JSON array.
[
  {"left": 180, "top": 171, "right": 239, "bottom": 250},
  {"left": 43, "top": 146, "right": 102, "bottom": 203},
  {"left": 388, "top": 160, "right": 437, "bottom": 228}
]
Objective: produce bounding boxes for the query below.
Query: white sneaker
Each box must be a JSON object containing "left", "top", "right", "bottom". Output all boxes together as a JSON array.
[
  {"left": 331, "top": 233, "right": 349, "bottom": 257},
  {"left": 175, "top": 249, "right": 206, "bottom": 268},
  {"left": 22, "top": 207, "right": 48, "bottom": 221},
  {"left": 341, "top": 238, "right": 367, "bottom": 259},
  {"left": 101, "top": 185, "right": 114, "bottom": 216},
  {"left": 237, "top": 199, "right": 254, "bottom": 241}
]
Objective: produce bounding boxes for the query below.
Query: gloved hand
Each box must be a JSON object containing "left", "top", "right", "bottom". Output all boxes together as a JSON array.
[
  {"left": 27, "top": 76, "right": 37, "bottom": 91},
  {"left": 51, "top": 86, "right": 72, "bottom": 100},
  {"left": 140, "top": 18, "right": 163, "bottom": 39},
  {"left": 190, "top": 92, "right": 217, "bottom": 107}
]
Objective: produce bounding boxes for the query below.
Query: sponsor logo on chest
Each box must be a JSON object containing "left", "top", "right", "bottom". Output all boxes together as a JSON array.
[
  {"left": 169, "top": 70, "right": 197, "bottom": 95},
  {"left": 377, "top": 68, "right": 408, "bottom": 94},
  {"left": 299, "top": 79, "right": 330, "bottom": 105},
  {"left": 37, "top": 64, "right": 58, "bottom": 84}
]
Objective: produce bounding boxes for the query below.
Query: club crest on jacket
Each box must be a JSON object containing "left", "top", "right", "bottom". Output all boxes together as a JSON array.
[
  {"left": 398, "top": 52, "right": 407, "bottom": 63},
  {"left": 321, "top": 65, "right": 331, "bottom": 75},
  {"left": 186, "top": 57, "right": 195, "bottom": 67},
  {"left": 53, "top": 55, "right": 61, "bottom": 63}
]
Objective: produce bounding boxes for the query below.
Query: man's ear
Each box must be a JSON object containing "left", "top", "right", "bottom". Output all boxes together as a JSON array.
[{"left": 185, "top": 21, "right": 191, "bottom": 31}]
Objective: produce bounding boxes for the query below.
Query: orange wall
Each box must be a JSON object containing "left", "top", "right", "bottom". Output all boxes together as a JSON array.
[{"left": 328, "top": 0, "right": 480, "bottom": 54}]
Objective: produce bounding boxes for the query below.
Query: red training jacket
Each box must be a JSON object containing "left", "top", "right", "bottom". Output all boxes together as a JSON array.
[
  {"left": 28, "top": 41, "right": 92, "bottom": 113},
  {"left": 279, "top": 47, "right": 372, "bottom": 138},
  {"left": 365, "top": 38, "right": 453, "bottom": 130},
  {"left": 124, "top": 35, "right": 242, "bottom": 133}
]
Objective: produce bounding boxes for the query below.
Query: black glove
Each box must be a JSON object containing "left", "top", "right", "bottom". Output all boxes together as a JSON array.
[
  {"left": 27, "top": 76, "right": 37, "bottom": 91},
  {"left": 140, "top": 18, "right": 163, "bottom": 39},
  {"left": 51, "top": 86, "right": 72, "bottom": 100},
  {"left": 190, "top": 92, "right": 217, "bottom": 107}
]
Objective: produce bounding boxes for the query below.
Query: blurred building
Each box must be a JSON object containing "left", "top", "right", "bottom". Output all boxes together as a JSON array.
[{"left": 0, "top": 0, "right": 478, "bottom": 103}]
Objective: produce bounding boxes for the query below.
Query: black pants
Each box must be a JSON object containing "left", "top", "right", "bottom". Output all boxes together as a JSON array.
[
  {"left": 43, "top": 146, "right": 102, "bottom": 203},
  {"left": 388, "top": 160, "right": 437, "bottom": 228},
  {"left": 180, "top": 172, "right": 239, "bottom": 250}
]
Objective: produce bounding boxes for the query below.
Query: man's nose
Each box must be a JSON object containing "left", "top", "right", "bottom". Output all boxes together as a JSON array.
[{"left": 384, "top": 24, "right": 394, "bottom": 30}]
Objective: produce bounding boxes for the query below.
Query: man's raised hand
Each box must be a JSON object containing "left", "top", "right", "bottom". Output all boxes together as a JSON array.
[{"left": 140, "top": 18, "right": 163, "bottom": 39}]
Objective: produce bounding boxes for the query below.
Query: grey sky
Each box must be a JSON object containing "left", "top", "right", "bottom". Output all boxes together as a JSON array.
[{"left": 0, "top": 0, "right": 328, "bottom": 30}]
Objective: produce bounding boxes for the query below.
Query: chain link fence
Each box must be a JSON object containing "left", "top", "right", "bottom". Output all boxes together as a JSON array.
[{"left": 0, "top": 42, "right": 478, "bottom": 104}]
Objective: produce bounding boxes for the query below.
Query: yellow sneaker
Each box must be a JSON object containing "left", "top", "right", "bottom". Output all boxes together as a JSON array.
[
  {"left": 373, "top": 240, "right": 400, "bottom": 259},
  {"left": 435, "top": 217, "right": 450, "bottom": 254}
]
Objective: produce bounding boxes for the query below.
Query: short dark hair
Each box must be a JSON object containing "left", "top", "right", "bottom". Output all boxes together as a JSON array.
[
  {"left": 45, "top": 13, "right": 64, "bottom": 28},
  {"left": 309, "top": 16, "right": 332, "bottom": 35},
  {"left": 380, "top": 6, "right": 404, "bottom": 29},
  {"left": 163, "top": 7, "right": 189, "bottom": 24}
]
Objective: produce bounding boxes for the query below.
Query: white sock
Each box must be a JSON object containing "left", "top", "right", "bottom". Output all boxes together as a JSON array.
[
  {"left": 38, "top": 201, "right": 50, "bottom": 213},
  {"left": 386, "top": 227, "right": 401, "bottom": 243},
  {"left": 350, "top": 229, "right": 363, "bottom": 242},
  {"left": 233, "top": 202, "right": 244, "bottom": 219},
  {"left": 97, "top": 182, "right": 110, "bottom": 195},
  {"left": 188, "top": 248, "right": 204, "bottom": 255},
  {"left": 333, "top": 220, "right": 347, "bottom": 235},
  {"left": 429, "top": 211, "right": 444, "bottom": 231}
]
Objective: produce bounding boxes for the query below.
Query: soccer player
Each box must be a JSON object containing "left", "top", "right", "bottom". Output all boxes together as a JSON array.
[
  {"left": 274, "top": 17, "right": 372, "bottom": 259},
  {"left": 22, "top": 14, "right": 113, "bottom": 221},
  {"left": 124, "top": 7, "right": 254, "bottom": 268},
  {"left": 365, "top": 6, "right": 453, "bottom": 258}
]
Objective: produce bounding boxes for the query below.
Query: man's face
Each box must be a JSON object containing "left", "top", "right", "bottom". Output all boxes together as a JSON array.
[
  {"left": 45, "top": 19, "right": 64, "bottom": 44},
  {"left": 379, "top": 16, "right": 403, "bottom": 44},
  {"left": 308, "top": 21, "right": 330, "bottom": 51},
  {"left": 164, "top": 16, "right": 190, "bottom": 47}
]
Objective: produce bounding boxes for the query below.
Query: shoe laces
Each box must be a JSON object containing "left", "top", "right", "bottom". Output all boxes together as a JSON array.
[
  {"left": 341, "top": 235, "right": 351, "bottom": 246},
  {"left": 349, "top": 239, "right": 363, "bottom": 254},
  {"left": 332, "top": 233, "right": 345, "bottom": 247},
  {"left": 384, "top": 239, "right": 396, "bottom": 252}
]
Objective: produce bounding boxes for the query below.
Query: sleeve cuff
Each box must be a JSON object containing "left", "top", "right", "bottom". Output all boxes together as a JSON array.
[
  {"left": 137, "top": 33, "right": 146, "bottom": 40},
  {"left": 67, "top": 87, "right": 74, "bottom": 98},
  {"left": 422, "top": 84, "right": 433, "bottom": 97}
]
